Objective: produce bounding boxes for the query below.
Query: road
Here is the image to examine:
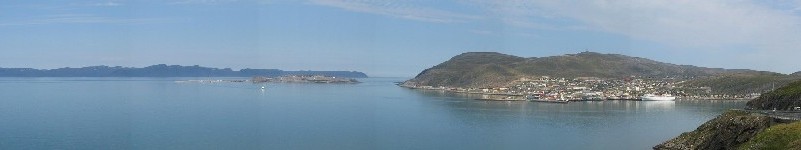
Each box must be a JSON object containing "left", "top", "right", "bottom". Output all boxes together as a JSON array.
[{"left": 739, "top": 109, "right": 801, "bottom": 121}]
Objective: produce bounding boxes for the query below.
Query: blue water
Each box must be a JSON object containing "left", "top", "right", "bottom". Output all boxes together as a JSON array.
[{"left": 0, "top": 77, "right": 745, "bottom": 149}]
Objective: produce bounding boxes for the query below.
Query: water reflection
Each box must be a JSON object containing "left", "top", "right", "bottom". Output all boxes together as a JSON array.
[
  {"left": 642, "top": 101, "right": 675, "bottom": 110},
  {"left": 0, "top": 77, "right": 749, "bottom": 150},
  {"left": 406, "top": 88, "right": 745, "bottom": 128}
]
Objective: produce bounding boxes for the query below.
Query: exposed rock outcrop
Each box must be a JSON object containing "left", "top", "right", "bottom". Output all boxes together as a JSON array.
[{"left": 654, "top": 110, "right": 778, "bottom": 150}]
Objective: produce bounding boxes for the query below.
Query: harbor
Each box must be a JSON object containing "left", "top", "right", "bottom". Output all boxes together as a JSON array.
[
  {"left": 399, "top": 75, "right": 763, "bottom": 103},
  {"left": 402, "top": 83, "right": 651, "bottom": 103},
  {"left": 473, "top": 96, "right": 637, "bottom": 103}
]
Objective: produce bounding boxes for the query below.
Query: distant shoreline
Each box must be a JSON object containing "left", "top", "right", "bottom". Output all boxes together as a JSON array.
[{"left": 0, "top": 64, "right": 368, "bottom": 78}]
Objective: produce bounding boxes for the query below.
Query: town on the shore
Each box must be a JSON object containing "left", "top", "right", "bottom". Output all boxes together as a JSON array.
[{"left": 401, "top": 76, "right": 763, "bottom": 101}]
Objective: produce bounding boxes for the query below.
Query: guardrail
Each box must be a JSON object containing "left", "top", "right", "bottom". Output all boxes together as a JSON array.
[{"left": 736, "top": 109, "right": 801, "bottom": 121}]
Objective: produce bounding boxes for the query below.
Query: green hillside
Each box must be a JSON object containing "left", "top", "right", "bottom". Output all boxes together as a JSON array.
[
  {"left": 681, "top": 73, "right": 800, "bottom": 95},
  {"left": 738, "top": 121, "right": 801, "bottom": 150},
  {"left": 409, "top": 52, "right": 525, "bottom": 87},
  {"left": 405, "top": 52, "right": 798, "bottom": 93},
  {"left": 747, "top": 80, "right": 801, "bottom": 110}
]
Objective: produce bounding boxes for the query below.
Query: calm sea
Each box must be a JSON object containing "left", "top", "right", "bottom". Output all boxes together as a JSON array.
[{"left": 0, "top": 77, "right": 745, "bottom": 149}]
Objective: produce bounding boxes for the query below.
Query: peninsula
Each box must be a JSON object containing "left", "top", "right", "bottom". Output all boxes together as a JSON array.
[
  {"left": 401, "top": 52, "right": 800, "bottom": 101},
  {"left": 0, "top": 64, "right": 368, "bottom": 78}
]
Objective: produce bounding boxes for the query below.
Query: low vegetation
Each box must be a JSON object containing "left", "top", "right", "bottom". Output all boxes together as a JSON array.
[
  {"left": 747, "top": 80, "right": 801, "bottom": 110},
  {"left": 738, "top": 121, "right": 801, "bottom": 150},
  {"left": 681, "top": 73, "right": 800, "bottom": 95},
  {"left": 654, "top": 110, "right": 775, "bottom": 150},
  {"left": 658, "top": 80, "right": 801, "bottom": 149}
]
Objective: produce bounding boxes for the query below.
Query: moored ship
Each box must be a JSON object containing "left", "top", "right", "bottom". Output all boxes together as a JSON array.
[{"left": 641, "top": 94, "right": 676, "bottom": 101}]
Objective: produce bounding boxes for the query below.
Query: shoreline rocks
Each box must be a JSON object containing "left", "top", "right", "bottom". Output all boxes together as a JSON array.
[{"left": 654, "top": 110, "right": 778, "bottom": 150}]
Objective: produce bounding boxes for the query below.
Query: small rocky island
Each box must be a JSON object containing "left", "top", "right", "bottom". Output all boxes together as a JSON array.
[
  {"left": 251, "top": 75, "right": 360, "bottom": 84},
  {"left": 654, "top": 80, "right": 801, "bottom": 150}
]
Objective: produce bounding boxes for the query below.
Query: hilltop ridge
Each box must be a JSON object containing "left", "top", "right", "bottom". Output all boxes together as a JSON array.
[
  {"left": 404, "top": 51, "right": 799, "bottom": 95},
  {"left": 409, "top": 52, "right": 525, "bottom": 88}
]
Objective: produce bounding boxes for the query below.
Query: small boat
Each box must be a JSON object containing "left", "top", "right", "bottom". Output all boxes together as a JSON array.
[{"left": 641, "top": 94, "right": 676, "bottom": 101}]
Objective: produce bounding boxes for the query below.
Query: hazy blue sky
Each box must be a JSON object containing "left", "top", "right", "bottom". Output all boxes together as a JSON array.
[{"left": 2, "top": 0, "right": 801, "bottom": 77}]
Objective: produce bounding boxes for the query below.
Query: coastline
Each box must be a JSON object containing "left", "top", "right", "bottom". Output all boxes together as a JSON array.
[{"left": 399, "top": 83, "right": 754, "bottom": 102}]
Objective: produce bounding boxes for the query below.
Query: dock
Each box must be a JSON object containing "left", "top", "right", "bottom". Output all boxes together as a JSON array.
[
  {"left": 606, "top": 98, "right": 642, "bottom": 101},
  {"left": 475, "top": 98, "right": 526, "bottom": 101},
  {"left": 474, "top": 98, "right": 569, "bottom": 103},
  {"left": 527, "top": 99, "right": 569, "bottom": 103},
  {"left": 481, "top": 93, "right": 525, "bottom": 96}
]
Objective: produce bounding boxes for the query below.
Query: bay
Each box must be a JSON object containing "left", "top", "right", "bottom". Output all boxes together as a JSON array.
[{"left": 0, "top": 77, "right": 745, "bottom": 149}]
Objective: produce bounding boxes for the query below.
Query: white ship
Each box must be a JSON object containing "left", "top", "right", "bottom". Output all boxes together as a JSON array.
[{"left": 641, "top": 94, "right": 676, "bottom": 101}]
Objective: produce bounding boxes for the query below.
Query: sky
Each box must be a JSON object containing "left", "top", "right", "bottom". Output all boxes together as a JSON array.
[{"left": 2, "top": 0, "right": 801, "bottom": 77}]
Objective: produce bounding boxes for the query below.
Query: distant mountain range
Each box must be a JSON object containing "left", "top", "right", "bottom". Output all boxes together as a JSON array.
[
  {"left": 404, "top": 52, "right": 800, "bottom": 94},
  {"left": 0, "top": 64, "right": 368, "bottom": 78}
]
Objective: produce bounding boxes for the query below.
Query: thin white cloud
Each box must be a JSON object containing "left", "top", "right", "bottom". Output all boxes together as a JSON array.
[
  {"left": 468, "top": 29, "right": 492, "bottom": 35},
  {"left": 469, "top": 0, "right": 801, "bottom": 73},
  {"left": 316, "top": 0, "right": 801, "bottom": 73},
  {"left": 0, "top": 14, "right": 170, "bottom": 26},
  {"left": 91, "top": 1, "right": 123, "bottom": 7},
  {"left": 79, "top": 0, "right": 125, "bottom": 7},
  {"left": 309, "top": 0, "right": 481, "bottom": 23}
]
